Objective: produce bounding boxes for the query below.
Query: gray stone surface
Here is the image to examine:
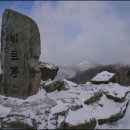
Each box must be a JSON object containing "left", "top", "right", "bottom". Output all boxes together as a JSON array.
[
  {"left": 1, "top": 9, "right": 41, "bottom": 99},
  {"left": 84, "top": 91, "right": 103, "bottom": 105},
  {"left": 40, "top": 62, "right": 59, "bottom": 81},
  {"left": 43, "top": 80, "right": 70, "bottom": 93}
]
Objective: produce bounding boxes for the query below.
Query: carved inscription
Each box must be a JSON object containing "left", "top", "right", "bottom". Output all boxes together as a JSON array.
[
  {"left": 10, "top": 50, "right": 18, "bottom": 60},
  {"left": 6, "top": 33, "right": 17, "bottom": 43},
  {"left": 10, "top": 66, "right": 18, "bottom": 78}
]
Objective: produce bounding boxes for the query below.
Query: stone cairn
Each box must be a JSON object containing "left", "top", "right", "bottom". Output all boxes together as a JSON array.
[{"left": 1, "top": 9, "right": 41, "bottom": 99}]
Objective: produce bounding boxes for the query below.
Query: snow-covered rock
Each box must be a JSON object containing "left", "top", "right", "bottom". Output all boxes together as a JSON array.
[
  {"left": 40, "top": 62, "right": 59, "bottom": 81},
  {"left": 91, "top": 71, "right": 119, "bottom": 84},
  {"left": 98, "top": 101, "right": 129, "bottom": 125},
  {"left": 43, "top": 79, "right": 71, "bottom": 93},
  {"left": 84, "top": 91, "right": 103, "bottom": 105},
  {"left": 102, "top": 83, "right": 130, "bottom": 102}
]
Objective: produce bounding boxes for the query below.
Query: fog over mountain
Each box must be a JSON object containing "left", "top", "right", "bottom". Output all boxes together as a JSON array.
[{"left": 31, "top": 1, "right": 130, "bottom": 66}]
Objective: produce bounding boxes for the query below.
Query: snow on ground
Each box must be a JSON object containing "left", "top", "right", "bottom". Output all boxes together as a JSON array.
[
  {"left": 63, "top": 79, "right": 77, "bottom": 87},
  {"left": 65, "top": 108, "right": 92, "bottom": 125},
  {"left": 0, "top": 79, "right": 130, "bottom": 129},
  {"left": 50, "top": 100, "right": 69, "bottom": 115},
  {"left": 0, "top": 105, "right": 11, "bottom": 117},
  {"left": 91, "top": 71, "right": 115, "bottom": 82},
  {"left": 95, "top": 93, "right": 130, "bottom": 129}
]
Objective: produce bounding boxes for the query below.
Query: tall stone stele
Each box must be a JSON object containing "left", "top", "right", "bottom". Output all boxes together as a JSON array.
[{"left": 1, "top": 9, "right": 41, "bottom": 99}]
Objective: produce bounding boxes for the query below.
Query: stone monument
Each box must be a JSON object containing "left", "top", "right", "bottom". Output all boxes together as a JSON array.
[{"left": 1, "top": 9, "right": 41, "bottom": 99}]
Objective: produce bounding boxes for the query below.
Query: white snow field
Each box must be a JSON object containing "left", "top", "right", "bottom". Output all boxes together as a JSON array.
[{"left": 0, "top": 78, "right": 129, "bottom": 129}]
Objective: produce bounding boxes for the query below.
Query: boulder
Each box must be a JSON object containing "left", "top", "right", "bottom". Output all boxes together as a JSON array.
[
  {"left": 43, "top": 80, "right": 69, "bottom": 93},
  {"left": 84, "top": 91, "right": 103, "bottom": 105},
  {"left": 1, "top": 9, "right": 41, "bottom": 99},
  {"left": 91, "top": 71, "right": 119, "bottom": 84},
  {"left": 40, "top": 62, "right": 59, "bottom": 81},
  {"left": 98, "top": 101, "right": 129, "bottom": 125},
  {"left": 102, "top": 83, "right": 130, "bottom": 102}
]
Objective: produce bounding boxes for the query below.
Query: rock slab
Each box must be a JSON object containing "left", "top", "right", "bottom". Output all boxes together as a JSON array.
[
  {"left": 40, "top": 62, "right": 59, "bottom": 81},
  {"left": 1, "top": 9, "right": 41, "bottom": 99}
]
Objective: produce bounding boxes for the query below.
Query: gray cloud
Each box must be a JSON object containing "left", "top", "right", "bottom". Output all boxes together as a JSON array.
[{"left": 1, "top": 1, "right": 130, "bottom": 66}]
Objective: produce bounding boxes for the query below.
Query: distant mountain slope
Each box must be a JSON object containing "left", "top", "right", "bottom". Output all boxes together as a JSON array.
[
  {"left": 76, "top": 61, "right": 98, "bottom": 72},
  {"left": 70, "top": 64, "right": 130, "bottom": 86},
  {"left": 55, "top": 60, "right": 98, "bottom": 80},
  {"left": 55, "top": 66, "right": 77, "bottom": 80}
]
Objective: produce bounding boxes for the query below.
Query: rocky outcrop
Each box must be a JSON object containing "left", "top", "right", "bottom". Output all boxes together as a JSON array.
[
  {"left": 40, "top": 62, "right": 59, "bottom": 81},
  {"left": 43, "top": 80, "right": 70, "bottom": 93},
  {"left": 1, "top": 9, "right": 41, "bottom": 99},
  {"left": 84, "top": 92, "right": 103, "bottom": 105}
]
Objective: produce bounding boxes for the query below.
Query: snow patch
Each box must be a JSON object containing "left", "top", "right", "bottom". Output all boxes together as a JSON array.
[{"left": 0, "top": 105, "right": 11, "bottom": 117}]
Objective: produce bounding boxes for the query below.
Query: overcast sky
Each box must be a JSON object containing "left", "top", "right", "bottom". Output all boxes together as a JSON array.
[{"left": 0, "top": 1, "right": 130, "bottom": 66}]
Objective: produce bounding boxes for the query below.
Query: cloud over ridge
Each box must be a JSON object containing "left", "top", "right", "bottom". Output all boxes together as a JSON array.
[{"left": 1, "top": 1, "right": 130, "bottom": 66}]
